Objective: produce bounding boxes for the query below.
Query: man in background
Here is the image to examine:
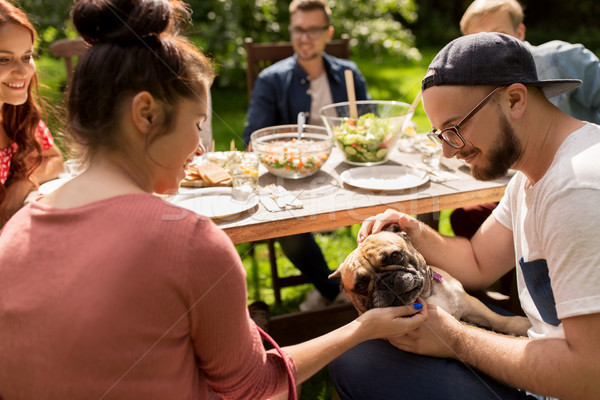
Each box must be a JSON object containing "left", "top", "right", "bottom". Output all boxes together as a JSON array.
[{"left": 242, "top": 0, "right": 370, "bottom": 311}]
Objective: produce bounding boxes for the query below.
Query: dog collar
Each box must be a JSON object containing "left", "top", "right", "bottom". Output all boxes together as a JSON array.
[{"left": 433, "top": 271, "right": 443, "bottom": 282}]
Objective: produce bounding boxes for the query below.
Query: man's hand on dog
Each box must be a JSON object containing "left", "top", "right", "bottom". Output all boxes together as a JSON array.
[
  {"left": 358, "top": 210, "right": 423, "bottom": 244},
  {"left": 387, "top": 302, "right": 465, "bottom": 359}
]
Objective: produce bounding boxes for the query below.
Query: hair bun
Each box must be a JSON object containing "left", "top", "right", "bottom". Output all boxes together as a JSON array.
[{"left": 71, "top": 0, "right": 174, "bottom": 44}]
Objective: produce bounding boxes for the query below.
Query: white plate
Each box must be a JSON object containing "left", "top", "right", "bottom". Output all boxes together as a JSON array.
[
  {"left": 167, "top": 188, "right": 259, "bottom": 219},
  {"left": 340, "top": 165, "right": 429, "bottom": 191},
  {"left": 38, "top": 177, "right": 72, "bottom": 195}
]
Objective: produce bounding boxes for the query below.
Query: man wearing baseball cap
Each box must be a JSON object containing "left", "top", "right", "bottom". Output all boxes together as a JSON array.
[{"left": 329, "top": 32, "right": 600, "bottom": 399}]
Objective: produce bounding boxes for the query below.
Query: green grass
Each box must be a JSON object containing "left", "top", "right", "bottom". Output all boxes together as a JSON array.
[{"left": 37, "top": 47, "right": 448, "bottom": 400}]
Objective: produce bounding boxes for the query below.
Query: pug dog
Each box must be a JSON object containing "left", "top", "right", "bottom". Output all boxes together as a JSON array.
[{"left": 330, "top": 224, "right": 531, "bottom": 336}]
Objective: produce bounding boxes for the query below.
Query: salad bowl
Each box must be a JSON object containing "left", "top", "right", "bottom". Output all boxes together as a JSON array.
[
  {"left": 250, "top": 124, "right": 333, "bottom": 179},
  {"left": 319, "top": 100, "right": 411, "bottom": 166}
]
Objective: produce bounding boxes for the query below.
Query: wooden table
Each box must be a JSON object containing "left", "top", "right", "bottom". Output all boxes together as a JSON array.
[
  {"left": 205, "top": 148, "right": 510, "bottom": 244},
  {"left": 176, "top": 147, "right": 512, "bottom": 345}
]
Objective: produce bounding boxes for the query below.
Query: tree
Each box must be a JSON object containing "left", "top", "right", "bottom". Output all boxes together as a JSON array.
[
  {"left": 19, "top": 0, "right": 77, "bottom": 47},
  {"left": 21, "top": 0, "right": 420, "bottom": 89}
]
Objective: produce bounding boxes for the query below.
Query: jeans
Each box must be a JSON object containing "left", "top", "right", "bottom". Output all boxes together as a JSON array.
[
  {"left": 329, "top": 339, "right": 540, "bottom": 400},
  {"left": 277, "top": 232, "right": 340, "bottom": 301}
]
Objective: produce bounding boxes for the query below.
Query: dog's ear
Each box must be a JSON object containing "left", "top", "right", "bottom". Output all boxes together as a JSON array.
[
  {"left": 329, "top": 268, "right": 342, "bottom": 280},
  {"left": 384, "top": 223, "right": 402, "bottom": 233},
  {"left": 384, "top": 223, "right": 411, "bottom": 242}
]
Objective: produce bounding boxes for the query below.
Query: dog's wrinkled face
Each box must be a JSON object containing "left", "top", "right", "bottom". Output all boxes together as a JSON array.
[{"left": 330, "top": 225, "right": 428, "bottom": 313}]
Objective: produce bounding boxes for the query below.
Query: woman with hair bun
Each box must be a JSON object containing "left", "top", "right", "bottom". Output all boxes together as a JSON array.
[
  {"left": 0, "top": 0, "right": 63, "bottom": 224},
  {"left": 0, "top": 0, "right": 426, "bottom": 398}
]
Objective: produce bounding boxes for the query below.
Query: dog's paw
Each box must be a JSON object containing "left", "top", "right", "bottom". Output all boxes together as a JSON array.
[{"left": 506, "top": 316, "right": 532, "bottom": 337}]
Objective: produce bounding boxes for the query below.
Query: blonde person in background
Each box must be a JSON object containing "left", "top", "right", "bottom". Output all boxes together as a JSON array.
[
  {"left": 451, "top": 0, "right": 600, "bottom": 239},
  {"left": 0, "top": 0, "right": 426, "bottom": 398},
  {"left": 0, "top": 0, "right": 63, "bottom": 225},
  {"left": 461, "top": 0, "right": 600, "bottom": 124}
]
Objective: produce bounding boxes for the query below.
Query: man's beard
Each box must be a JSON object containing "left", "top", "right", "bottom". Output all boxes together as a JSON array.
[
  {"left": 297, "top": 51, "right": 320, "bottom": 61},
  {"left": 471, "top": 113, "right": 521, "bottom": 181}
]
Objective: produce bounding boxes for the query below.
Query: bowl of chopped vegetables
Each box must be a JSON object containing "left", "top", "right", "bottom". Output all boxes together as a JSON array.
[
  {"left": 319, "top": 100, "right": 411, "bottom": 166},
  {"left": 250, "top": 124, "right": 333, "bottom": 179}
]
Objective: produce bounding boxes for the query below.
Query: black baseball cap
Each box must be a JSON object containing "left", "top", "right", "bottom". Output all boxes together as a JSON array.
[{"left": 422, "top": 32, "right": 581, "bottom": 98}]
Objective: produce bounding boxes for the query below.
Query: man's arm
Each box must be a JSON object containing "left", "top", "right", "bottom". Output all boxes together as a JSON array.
[
  {"left": 358, "top": 209, "right": 515, "bottom": 290},
  {"left": 394, "top": 305, "right": 600, "bottom": 399},
  {"left": 242, "top": 77, "right": 280, "bottom": 146},
  {"left": 534, "top": 41, "right": 600, "bottom": 124},
  {"left": 558, "top": 43, "right": 600, "bottom": 118}
]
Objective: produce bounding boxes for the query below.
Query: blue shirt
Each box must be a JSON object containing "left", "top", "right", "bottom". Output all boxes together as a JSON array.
[
  {"left": 527, "top": 40, "right": 600, "bottom": 124},
  {"left": 242, "top": 52, "right": 370, "bottom": 145}
]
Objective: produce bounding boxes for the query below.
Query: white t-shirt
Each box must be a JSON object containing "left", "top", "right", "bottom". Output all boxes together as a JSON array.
[
  {"left": 309, "top": 72, "right": 332, "bottom": 126},
  {"left": 492, "top": 123, "right": 600, "bottom": 339}
]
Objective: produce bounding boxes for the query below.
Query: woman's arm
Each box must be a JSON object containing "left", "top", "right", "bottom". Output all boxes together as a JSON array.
[
  {"left": 282, "top": 304, "right": 426, "bottom": 384},
  {"left": 1, "top": 179, "right": 35, "bottom": 222},
  {"left": 31, "top": 145, "right": 64, "bottom": 185}
]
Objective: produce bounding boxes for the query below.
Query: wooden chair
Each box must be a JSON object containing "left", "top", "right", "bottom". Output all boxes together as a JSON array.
[
  {"left": 247, "top": 239, "right": 312, "bottom": 305},
  {"left": 48, "top": 37, "right": 89, "bottom": 89},
  {"left": 244, "top": 33, "right": 350, "bottom": 99},
  {"left": 244, "top": 34, "right": 350, "bottom": 305}
]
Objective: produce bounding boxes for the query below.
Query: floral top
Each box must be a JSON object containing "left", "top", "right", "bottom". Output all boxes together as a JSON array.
[{"left": 0, "top": 120, "right": 54, "bottom": 184}]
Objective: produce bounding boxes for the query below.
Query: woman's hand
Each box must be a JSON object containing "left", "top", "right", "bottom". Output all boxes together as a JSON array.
[
  {"left": 355, "top": 301, "right": 427, "bottom": 340},
  {"left": 357, "top": 209, "right": 421, "bottom": 244},
  {"left": 0, "top": 178, "right": 35, "bottom": 223},
  {"left": 29, "top": 145, "right": 64, "bottom": 185}
]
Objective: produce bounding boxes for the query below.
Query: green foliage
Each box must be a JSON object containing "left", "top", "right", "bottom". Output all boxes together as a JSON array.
[
  {"left": 504, "top": 0, "right": 600, "bottom": 54},
  {"left": 19, "top": 0, "right": 77, "bottom": 52},
  {"left": 332, "top": 0, "right": 419, "bottom": 62},
  {"left": 186, "top": 0, "right": 420, "bottom": 89},
  {"left": 34, "top": 56, "right": 67, "bottom": 142},
  {"left": 410, "top": 0, "right": 600, "bottom": 54},
  {"left": 21, "top": 0, "right": 420, "bottom": 90}
]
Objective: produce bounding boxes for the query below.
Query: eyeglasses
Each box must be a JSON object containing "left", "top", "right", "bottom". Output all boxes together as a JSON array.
[
  {"left": 427, "top": 86, "right": 506, "bottom": 149},
  {"left": 289, "top": 26, "right": 329, "bottom": 40}
]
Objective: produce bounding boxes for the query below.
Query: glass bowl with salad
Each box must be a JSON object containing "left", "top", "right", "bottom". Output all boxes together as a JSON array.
[
  {"left": 250, "top": 124, "right": 333, "bottom": 179},
  {"left": 319, "top": 100, "right": 410, "bottom": 166}
]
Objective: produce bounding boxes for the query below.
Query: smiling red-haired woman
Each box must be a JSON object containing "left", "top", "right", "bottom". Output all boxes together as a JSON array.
[{"left": 0, "top": 0, "right": 63, "bottom": 225}]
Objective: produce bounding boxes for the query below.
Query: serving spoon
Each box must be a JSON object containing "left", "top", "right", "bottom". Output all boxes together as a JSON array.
[
  {"left": 297, "top": 111, "right": 306, "bottom": 140},
  {"left": 344, "top": 69, "right": 358, "bottom": 119}
]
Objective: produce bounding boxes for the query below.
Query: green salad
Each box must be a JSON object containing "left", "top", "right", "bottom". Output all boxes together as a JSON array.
[{"left": 333, "top": 113, "right": 394, "bottom": 163}]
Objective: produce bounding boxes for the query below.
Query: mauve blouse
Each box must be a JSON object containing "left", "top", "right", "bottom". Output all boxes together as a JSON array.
[{"left": 0, "top": 193, "right": 296, "bottom": 399}]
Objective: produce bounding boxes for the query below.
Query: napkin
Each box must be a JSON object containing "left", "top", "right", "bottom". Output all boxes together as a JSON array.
[
  {"left": 260, "top": 185, "right": 303, "bottom": 212},
  {"left": 407, "top": 163, "right": 459, "bottom": 183}
]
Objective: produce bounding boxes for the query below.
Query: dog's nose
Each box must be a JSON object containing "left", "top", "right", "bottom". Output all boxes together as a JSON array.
[
  {"left": 381, "top": 249, "right": 404, "bottom": 266},
  {"left": 372, "top": 270, "right": 424, "bottom": 308},
  {"left": 375, "top": 270, "right": 416, "bottom": 292}
]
